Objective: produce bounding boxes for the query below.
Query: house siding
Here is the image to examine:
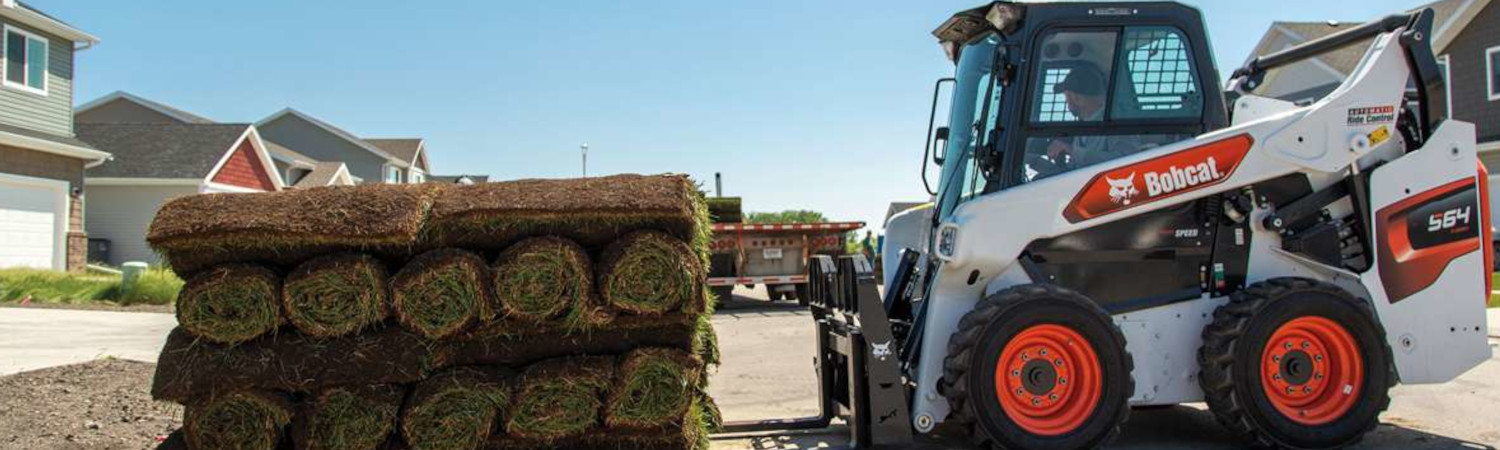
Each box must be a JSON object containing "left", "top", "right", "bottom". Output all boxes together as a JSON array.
[
  {"left": 75, "top": 98, "right": 182, "bottom": 124},
  {"left": 1446, "top": 2, "right": 1500, "bottom": 144},
  {"left": 257, "top": 115, "right": 389, "bottom": 184},
  {"left": 210, "top": 140, "right": 276, "bottom": 191},
  {"left": 83, "top": 184, "right": 197, "bottom": 266},
  {"left": 0, "top": 16, "right": 74, "bottom": 138}
]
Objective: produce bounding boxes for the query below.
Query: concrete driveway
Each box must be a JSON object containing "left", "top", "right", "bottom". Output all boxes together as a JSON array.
[
  {"left": 707, "top": 289, "right": 1500, "bottom": 449},
  {"left": 0, "top": 306, "right": 174, "bottom": 376}
]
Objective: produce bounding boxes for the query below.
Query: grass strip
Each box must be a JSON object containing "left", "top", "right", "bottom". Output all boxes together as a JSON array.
[
  {"left": 506, "top": 356, "right": 615, "bottom": 441},
  {"left": 296, "top": 384, "right": 404, "bottom": 450},
  {"left": 392, "top": 249, "right": 492, "bottom": 340},
  {"left": 283, "top": 253, "right": 390, "bottom": 338},
  {"left": 492, "top": 237, "right": 593, "bottom": 322},
  {"left": 176, "top": 264, "right": 282, "bottom": 345},
  {"left": 183, "top": 390, "right": 293, "bottom": 450},
  {"left": 400, "top": 367, "right": 512, "bottom": 450},
  {"left": 597, "top": 231, "right": 704, "bottom": 316},
  {"left": 605, "top": 348, "right": 703, "bottom": 430}
]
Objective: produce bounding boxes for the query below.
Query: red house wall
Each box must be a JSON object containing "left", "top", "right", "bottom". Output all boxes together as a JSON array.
[{"left": 211, "top": 140, "right": 276, "bottom": 191}]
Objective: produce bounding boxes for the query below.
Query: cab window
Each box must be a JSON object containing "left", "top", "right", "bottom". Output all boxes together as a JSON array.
[{"left": 1111, "top": 27, "right": 1202, "bottom": 120}]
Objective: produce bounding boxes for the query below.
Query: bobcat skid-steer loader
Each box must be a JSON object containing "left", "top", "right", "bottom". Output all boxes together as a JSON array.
[{"left": 719, "top": 2, "right": 1492, "bottom": 450}]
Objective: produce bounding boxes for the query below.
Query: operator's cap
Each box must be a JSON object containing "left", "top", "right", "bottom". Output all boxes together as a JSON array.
[{"left": 1055, "top": 66, "right": 1106, "bottom": 96}]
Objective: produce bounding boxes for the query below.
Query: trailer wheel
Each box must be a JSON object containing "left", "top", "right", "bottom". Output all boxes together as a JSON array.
[
  {"left": 794, "top": 284, "right": 811, "bottom": 307},
  {"left": 711, "top": 286, "right": 734, "bottom": 308},
  {"left": 941, "top": 284, "right": 1132, "bottom": 450},
  {"left": 1199, "top": 278, "right": 1393, "bottom": 449}
]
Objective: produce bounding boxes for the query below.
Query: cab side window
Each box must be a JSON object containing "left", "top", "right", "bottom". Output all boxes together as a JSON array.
[
  {"left": 1111, "top": 27, "right": 1203, "bottom": 120},
  {"left": 1030, "top": 31, "right": 1118, "bottom": 123}
]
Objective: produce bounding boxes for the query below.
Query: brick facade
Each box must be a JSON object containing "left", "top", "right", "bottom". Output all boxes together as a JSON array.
[
  {"left": 0, "top": 143, "right": 89, "bottom": 272},
  {"left": 209, "top": 140, "right": 276, "bottom": 191}
]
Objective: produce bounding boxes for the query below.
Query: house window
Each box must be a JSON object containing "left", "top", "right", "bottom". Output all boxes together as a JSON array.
[
  {"left": 1488, "top": 45, "right": 1500, "bottom": 101},
  {"left": 385, "top": 166, "right": 402, "bottom": 183},
  {"left": 409, "top": 171, "right": 425, "bottom": 184},
  {"left": 3, "top": 25, "right": 48, "bottom": 95},
  {"left": 1436, "top": 54, "right": 1452, "bottom": 117}
]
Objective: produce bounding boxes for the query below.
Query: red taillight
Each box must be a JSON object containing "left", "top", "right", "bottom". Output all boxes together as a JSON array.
[{"left": 1477, "top": 161, "right": 1493, "bottom": 301}]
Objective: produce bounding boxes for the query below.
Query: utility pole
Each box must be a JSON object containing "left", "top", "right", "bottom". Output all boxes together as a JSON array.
[{"left": 579, "top": 143, "right": 589, "bottom": 177}]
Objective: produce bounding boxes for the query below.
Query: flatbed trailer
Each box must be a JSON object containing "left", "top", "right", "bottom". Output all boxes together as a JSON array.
[{"left": 707, "top": 221, "right": 865, "bottom": 305}]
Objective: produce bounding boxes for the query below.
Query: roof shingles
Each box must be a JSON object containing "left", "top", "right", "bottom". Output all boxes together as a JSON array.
[{"left": 76, "top": 124, "right": 252, "bottom": 179}]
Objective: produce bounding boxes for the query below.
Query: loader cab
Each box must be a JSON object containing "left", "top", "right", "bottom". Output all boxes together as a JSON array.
[{"left": 928, "top": 2, "right": 1234, "bottom": 309}]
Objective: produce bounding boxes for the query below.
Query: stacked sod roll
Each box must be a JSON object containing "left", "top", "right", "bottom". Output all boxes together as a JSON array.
[{"left": 146, "top": 174, "right": 720, "bottom": 450}]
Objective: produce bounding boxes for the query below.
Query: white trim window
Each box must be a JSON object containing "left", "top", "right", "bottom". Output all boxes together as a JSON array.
[
  {"left": 1488, "top": 45, "right": 1500, "bottom": 101},
  {"left": 384, "top": 165, "right": 402, "bottom": 184},
  {"left": 1436, "top": 54, "right": 1453, "bottom": 117},
  {"left": 408, "top": 170, "right": 425, "bottom": 184},
  {"left": 3, "top": 25, "right": 48, "bottom": 95}
]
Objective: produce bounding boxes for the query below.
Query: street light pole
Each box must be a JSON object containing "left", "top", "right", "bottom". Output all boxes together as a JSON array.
[{"left": 580, "top": 143, "right": 589, "bottom": 178}]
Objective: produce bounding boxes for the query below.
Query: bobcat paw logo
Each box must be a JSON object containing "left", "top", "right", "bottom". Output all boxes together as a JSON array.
[
  {"left": 1106, "top": 173, "right": 1139, "bottom": 205},
  {"left": 871, "top": 341, "right": 893, "bottom": 361}
]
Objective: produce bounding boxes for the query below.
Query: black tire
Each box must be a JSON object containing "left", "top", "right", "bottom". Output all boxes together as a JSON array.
[
  {"left": 767, "top": 286, "right": 785, "bottom": 301},
  {"left": 711, "top": 286, "right": 733, "bottom": 308},
  {"left": 1198, "top": 278, "right": 1393, "bottom": 449},
  {"left": 795, "top": 284, "right": 811, "bottom": 307},
  {"left": 941, "top": 284, "right": 1133, "bottom": 450}
]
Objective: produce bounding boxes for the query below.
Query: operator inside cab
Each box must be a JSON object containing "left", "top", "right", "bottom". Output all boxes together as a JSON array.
[{"left": 1040, "top": 65, "right": 1144, "bottom": 171}]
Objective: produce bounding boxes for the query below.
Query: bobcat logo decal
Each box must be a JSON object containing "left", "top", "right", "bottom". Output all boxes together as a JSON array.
[
  {"left": 1106, "top": 173, "right": 1139, "bottom": 205},
  {"left": 871, "top": 341, "right": 892, "bottom": 361}
]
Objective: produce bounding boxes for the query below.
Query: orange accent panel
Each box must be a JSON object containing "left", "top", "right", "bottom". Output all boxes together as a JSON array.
[
  {"left": 1478, "top": 162, "right": 1493, "bottom": 300},
  {"left": 1375, "top": 178, "right": 1480, "bottom": 302}
]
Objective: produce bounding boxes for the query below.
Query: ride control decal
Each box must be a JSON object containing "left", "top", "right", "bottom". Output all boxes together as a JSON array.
[
  {"left": 1063, "top": 134, "right": 1254, "bottom": 223},
  {"left": 1346, "top": 105, "right": 1397, "bottom": 126},
  {"left": 1376, "top": 178, "right": 1482, "bottom": 303}
]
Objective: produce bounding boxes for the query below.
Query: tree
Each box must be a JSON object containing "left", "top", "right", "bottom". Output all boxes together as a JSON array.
[{"left": 745, "top": 210, "right": 828, "bottom": 224}]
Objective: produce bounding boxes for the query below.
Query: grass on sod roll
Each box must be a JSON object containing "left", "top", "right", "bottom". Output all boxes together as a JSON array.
[
  {"left": 492, "top": 237, "right": 593, "bottom": 323},
  {"left": 183, "top": 390, "right": 293, "bottom": 450},
  {"left": 401, "top": 367, "right": 512, "bottom": 450},
  {"left": 507, "top": 356, "right": 615, "bottom": 441},
  {"left": 392, "top": 249, "right": 492, "bottom": 340},
  {"left": 598, "top": 231, "right": 703, "bottom": 316},
  {"left": 606, "top": 348, "right": 703, "bottom": 429},
  {"left": 300, "top": 384, "right": 404, "bottom": 450},
  {"left": 177, "top": 265, "right": 282, "bottom": 345},
  {"left": 283, "top": 253, "right": 390, "bottom": 338}
]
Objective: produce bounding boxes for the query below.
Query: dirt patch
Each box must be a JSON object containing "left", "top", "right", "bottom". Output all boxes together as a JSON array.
[{"left": 0, "top": 359, "right": 180, "bottom": 450}]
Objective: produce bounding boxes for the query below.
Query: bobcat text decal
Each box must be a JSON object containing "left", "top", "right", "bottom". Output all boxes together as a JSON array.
[{"left": 1064, "top": 134, "right": 1254, "bottom": 223}]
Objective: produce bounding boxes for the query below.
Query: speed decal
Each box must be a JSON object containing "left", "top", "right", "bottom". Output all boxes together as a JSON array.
[{"left": 1063, "top": 134, "right": 1254, "bottom": 223}]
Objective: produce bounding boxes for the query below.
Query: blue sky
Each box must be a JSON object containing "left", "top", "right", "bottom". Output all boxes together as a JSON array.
[{"left": 50, "top": 0, "right": 1422, "bottom": 229}]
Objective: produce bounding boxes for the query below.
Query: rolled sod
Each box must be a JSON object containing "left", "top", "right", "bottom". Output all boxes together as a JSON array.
[
  {"left": 147, "top": 183, "right": 445, "bottom": 275},
  {"left": 491, "top": 237, "right": 593, "bottom": 322},
  {"left": 605, "top": 348, "right": 704, "bottom": 430},
  {"left": 293, "top": 384, "right": 404, "bottom": 450},
  {"left": 183, "top": 390, "right": 293, "bottom": 450},
  {"left": 283, "top": 253, "right": 390, "bottom": 338},
  {"left": 597, "top": 231, "right": 705, "bottom": 316},
  {"left": 400, "top": 367, "right": 512, "bottom": 450},
  {"left": 505, "top": 356, "right": 615, "bottom": 441},
  {"left": 391, "top": 248, "right": 493, "bottom": 340},
  {"left": 177, "top": 264, "right": 283, "bottom": 345}
]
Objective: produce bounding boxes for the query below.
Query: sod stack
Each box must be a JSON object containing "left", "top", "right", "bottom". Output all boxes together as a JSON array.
[{"left": 146, "top": 174, "right": 720, "bottom": 450}]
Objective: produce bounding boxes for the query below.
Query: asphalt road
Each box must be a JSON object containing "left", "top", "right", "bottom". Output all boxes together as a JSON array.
[
  {"left": 1, "top": 291, "right": 1496, "bottom": 449},
  {"left": 706, "top": 287, "right": 1500, "bottom": 450}
]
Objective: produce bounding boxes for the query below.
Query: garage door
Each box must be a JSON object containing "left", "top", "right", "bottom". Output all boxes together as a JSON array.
[{"left": 0, "top": 175, "right": 65, "bottom": 270}]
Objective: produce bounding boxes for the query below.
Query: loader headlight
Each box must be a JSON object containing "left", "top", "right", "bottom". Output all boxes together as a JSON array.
[{"left": 935, "top": 224, "right": 960, "bottom": 262}]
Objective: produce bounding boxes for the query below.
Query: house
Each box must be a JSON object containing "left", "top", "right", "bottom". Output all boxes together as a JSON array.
[
  {"left": 429, "top": 174, "right": 489, "bottom": 185},
  {"left": 75, "top": 123, "right": 281, "bottom": 265},
  {"left": 256, "top": 109, "right": 430, "bottom": 185},
  {"left": 1244, "top": 0, "right": 1500, "bottom": 210},
  {"left": 75, "top": 90, "right": 215, "bottom": 124},
  {"left": 0, "top": 0, "right": 109, "bottom": 271}
]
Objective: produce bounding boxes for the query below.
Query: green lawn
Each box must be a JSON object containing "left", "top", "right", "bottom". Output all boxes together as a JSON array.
[
  {"left": 1492, "top": 273, "right": 1500, "bottom": 308},
  {"left": 0, "top": 267, "right": 183, "bottom": 306}
]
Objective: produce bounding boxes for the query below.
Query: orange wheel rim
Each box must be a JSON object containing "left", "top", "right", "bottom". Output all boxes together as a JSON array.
[
  {"left": 993, "top": 324, "right": 1103, "bottom": 436},
  {"left": 1260, "top": 316, "right": 1364, "bottom": 426}
]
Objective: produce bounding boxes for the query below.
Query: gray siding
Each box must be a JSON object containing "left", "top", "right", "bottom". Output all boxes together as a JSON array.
[
  {"left": 257, "top": 115, "right": 389, "bottom": 184},
  {"left": 0, "top": 17, "right": 74, "bottom": 138},
  {"left": 75, "top": 98, "right": 181, "bottom": 124},
  {"left": 1446, "top": 2, "right": 1500, "bottom": 144},
  {"left": 83, "top": 184, "right": 198, "bottom": 266}
]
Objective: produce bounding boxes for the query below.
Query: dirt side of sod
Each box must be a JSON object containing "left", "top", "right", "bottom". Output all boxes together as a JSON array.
[{"left": 147, "top": 183, "right": 445, "bottom": 275}]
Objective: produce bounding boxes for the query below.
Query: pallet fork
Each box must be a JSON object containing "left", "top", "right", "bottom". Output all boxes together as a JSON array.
[{"left": 719, "top": 254, "right": 916, "bottom": 449}]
